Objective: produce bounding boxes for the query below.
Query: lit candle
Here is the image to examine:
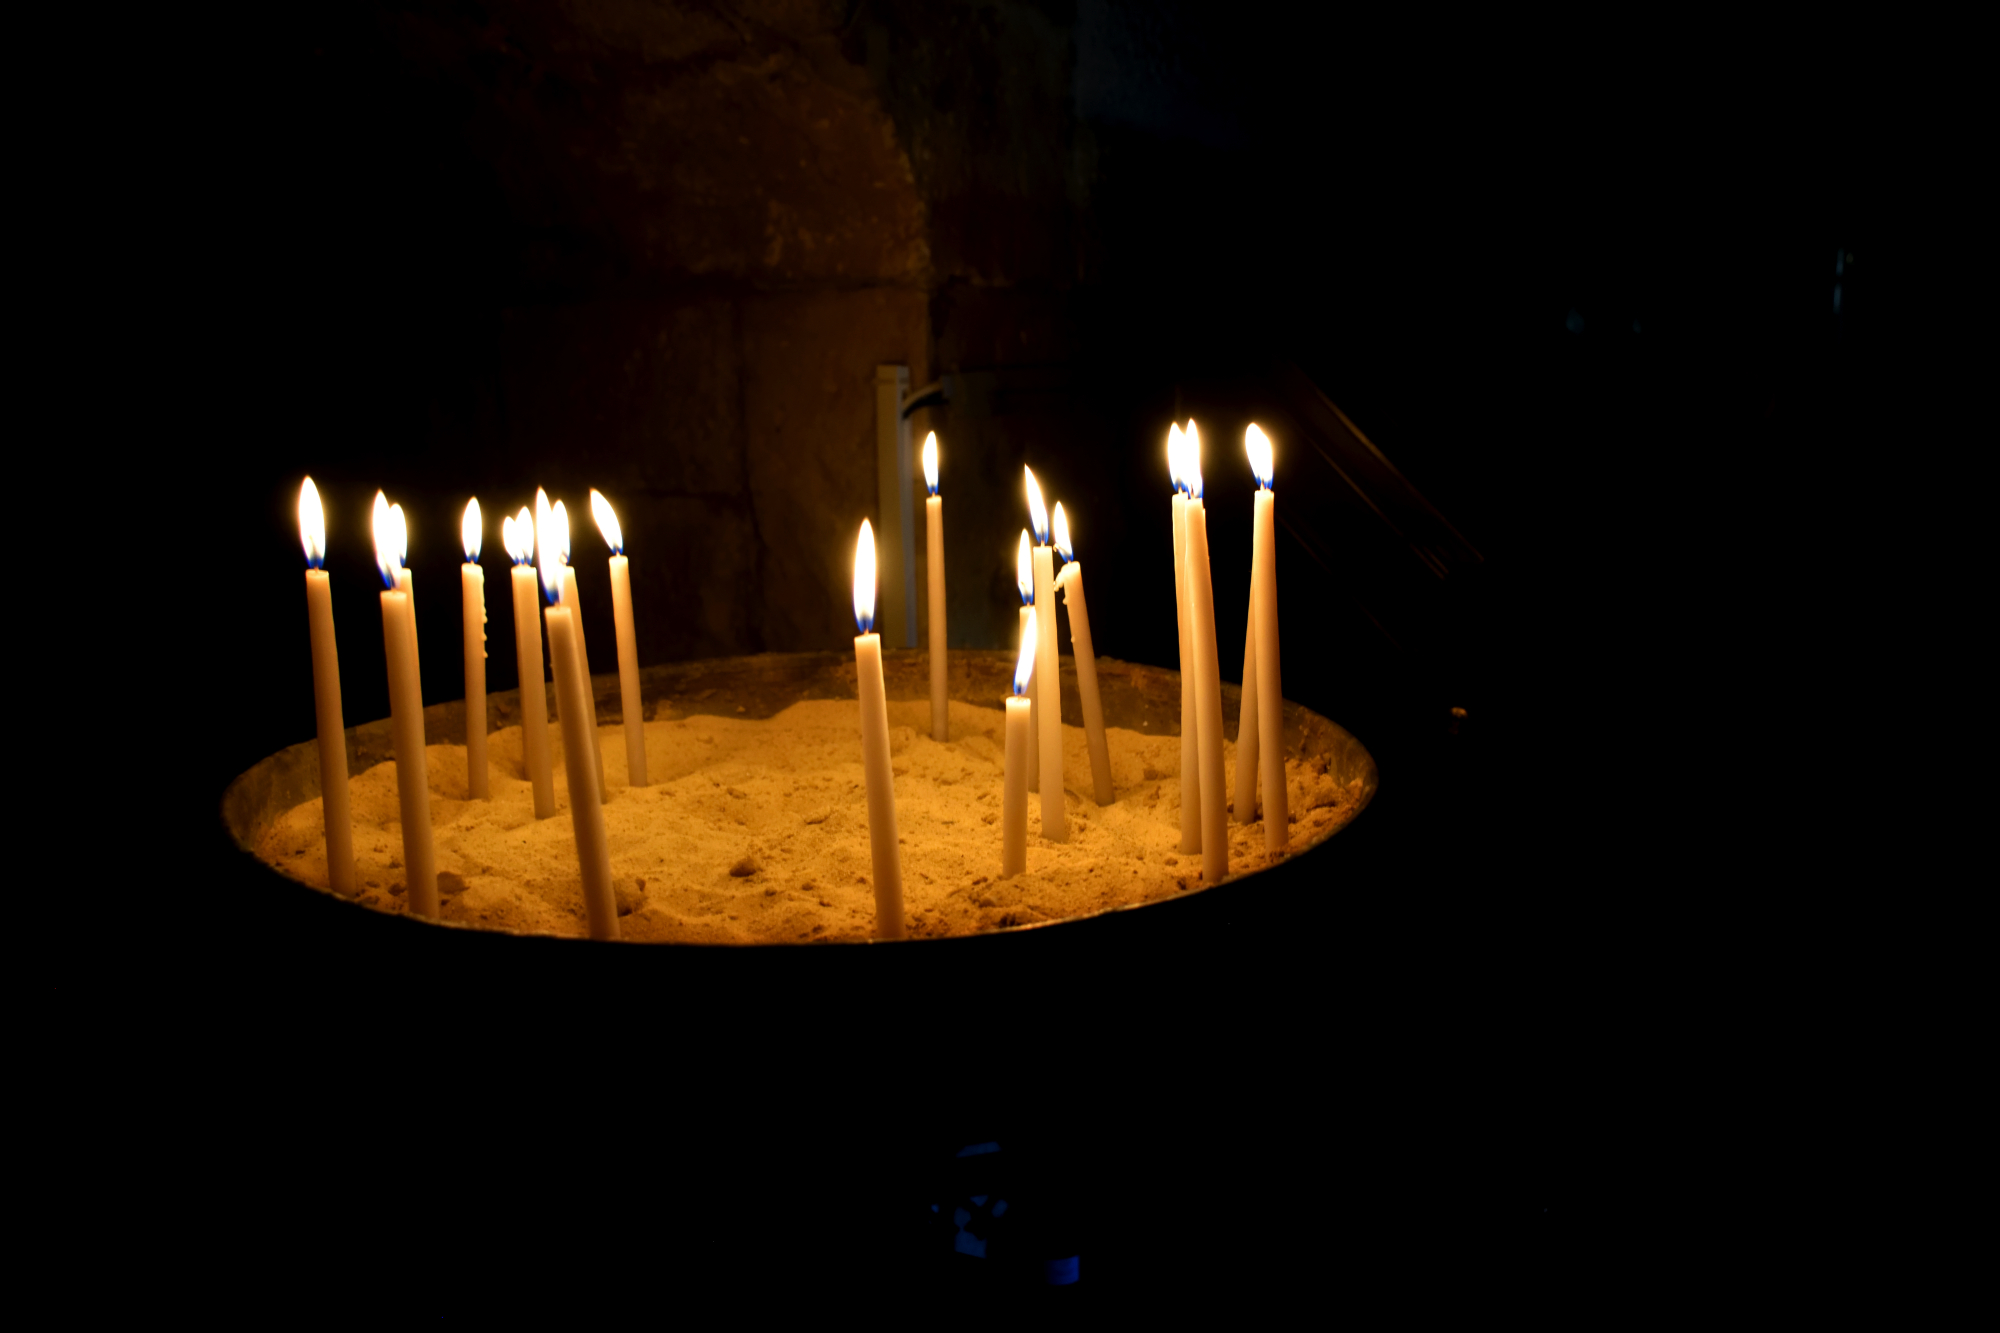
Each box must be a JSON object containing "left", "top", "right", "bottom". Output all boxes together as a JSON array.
[
  {"left": 591, "top": 489, "right": 648, "bottom": 788},
  {"left": 1016, "top": 531, "right": 1039, "bottom": 793},
  {"left": 923, "top": 432, "right": 948, "bottom": 742},
  {"left": 1169, "top": 426, "right": 1201, "bottom": 855},
  {"left": 852, "top": 520, "right": 906, "bottom": 940},
  {"left": 553, "top": 498, "right": 607, "bottom": 804},
  {"left": 1002, "top": 608, "right": 1036, "bottom": 878},
  {"left": 540, "top": 503, "right": 618, "bottom": 940},
  {"left": 1052, "top": 502, "right": 1113, "bottom": 806},
  {"left": 373, "top": 491, "right": 438, "bottom": 919},
  {"left": 1024, "top": 467, "right": 1067, "bottom": 842},
  {"left": 506, "top": 507, "right": 556, "bottom": 819},
  {"left": 298, "top": 479, "right": 356, "bottom": 897},
  {"left": 1181, "top": 424, "right": 1228, "bottom": 884},
  {"left": 461, "top": 499, "right": 489, "bottom": 801},
  {"left": 1235, "top": 580, "right": 1259, "bottom": 827},
  {"left": 389, "top": 502, "right": 419, "bottom": 696},
  {"left": 1243, "top": 425, "right": 1287, "bottom": 850}
]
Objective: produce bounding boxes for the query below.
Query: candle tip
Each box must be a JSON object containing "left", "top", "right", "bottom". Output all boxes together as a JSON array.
[
  {"left": 854, "top": 519, "right": 877, "bottom": 633},
  {"left": 1246, "top": 424, "right": 1274, "bottom": 489},
  {"left": 371, "top": 491, "right": 401, "bottom": 590},
  {"left": 299, "top": 477, "right": 325, "bottom": 569},
  {"left": 1024, "top": 466, "right": 1048, "bottom": 544},
  {"left": 462, "top": 497, "right": 482, "bottom": 563},
  {"left": 1016, "top": 530, "right": 1033, "bottom": 605},
  {"left": 590, "top": 488, "right": 623, "bottom": 554},
  {"left": 1013, "top": 607, "right": 1037, "bottom": 695},
  {"left": 1183, "top": 422, "right": 1204, "bottom": 500},
  {"left": 922, "top": 432, "right": 939, "bottom": 496},
  {"left": 539, "top": 500, "right": 568, "bottom": 606},
  {"left": 1052, "top": 502, "right": 1073, "bottom": 562}
]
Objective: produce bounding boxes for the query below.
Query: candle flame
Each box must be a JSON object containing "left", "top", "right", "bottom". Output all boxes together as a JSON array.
[
  {"left": 299, "top": 477, "right": 325, "bottom": 569},
  {"left": 371, "top": 491, "right": 401, "bottom": 590},
  {"left": 1025, "top": 466, "right": 1048, "bottom": 545},
  {"left": 462, "top": 498, "right": 482, "bottom": 563},
  {"left": 1013, "top": 607, "right": 1037, "bottom": 695},
  {"left": 1184, "top": 420, "right": 1204, "bottom": 500},
  {"left": 539, "top": 498, "right": 567, "bottom": 606},
  {"left": 1167, "top": 423, "right": 1185, "bottom": 493},
  {"left": 534, "top": 488, "right": 552, "bottom": 570},
  {"left": 853, "top": 519, "right": 877, "bottom": 633},
  {"left": 505, "top": 507, "right": 532, "bottom": 564},
  {"left": 922, "top": 431, "right": 939, "bottom": 496},
  {"left": 1052, "top": 501, "right": 1073, "bottom": 562},
  {"left": 388, "top": 504, "right": 407, "bottom": 568},
  {"left": 590, "top": 488, "right": 623, "bottom": 554},
  {"left": 1246, "top": 423, "right": 1273, "bottom": 489},
  {"left": 1016, "top": 530, "right": 1033, "bottom": 605}
]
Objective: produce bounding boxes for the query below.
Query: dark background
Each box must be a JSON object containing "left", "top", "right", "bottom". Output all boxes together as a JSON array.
[{"left": 140, "top": 0, "right": 1920, "bottom": 1306}]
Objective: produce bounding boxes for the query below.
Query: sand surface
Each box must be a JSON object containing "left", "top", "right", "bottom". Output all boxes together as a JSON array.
[{"left": 256, "top": 699, "right": 1361, "bottom": 943}]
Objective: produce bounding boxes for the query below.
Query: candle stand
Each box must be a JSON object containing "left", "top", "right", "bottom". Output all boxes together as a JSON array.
[{"left": 225, "top": 649, "right": 1373, "bottom": 953}]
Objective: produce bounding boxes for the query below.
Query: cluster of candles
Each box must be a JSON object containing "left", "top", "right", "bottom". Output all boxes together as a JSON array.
[
  {"left": 293, "top": 421, "right": 1283, "bottom": 943},
  {"left": 298, "top": 480, "right": 647, "bottom": 939}
]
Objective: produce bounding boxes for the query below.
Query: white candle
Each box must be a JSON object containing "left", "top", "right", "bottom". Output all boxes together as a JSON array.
[
  {"left": 1025, "top": 467, "right": 1067, "bottom": 843},
  {"left": 853, "top": 520, "right": 906, "bottom": 940},
  {"left": 550, "top": 499, "right": 607, "bottom": 803},
  {"left": 374, "top": 492, "right": 438, "bottom": 919},
  {"left": 389, "top": 502, "right": 419, "bottom": 697},
  {"left": 591, "top": 490, "right": 648, "bottom": 788},
  {"left": 1235, "top": 566, "right": 1260, "bottom": 827},
  {"left": 1169, "top": 426, "right": 1201, "bottom": 855},
  {"left": 559, "top": 563, "right": 608, "bottom": 804},
  {"left": 1017, "top": 531, "right": 1039, "bottom": 794},
  {"left": 923, "top": 432, "right": 947, "bottom": 742},
  {"left": 541, "top": 527, "right": 618, "bottom": 941},
  {"left": 1181, "top": 426, "right": 1229, "bottom": 885},
  {"left": 461, "top": 499, "right": 489, "bottom": 801},
  {"left": 506, "top": 508, "right": 556, "bottom": 819},
  {"left": 1002, "top": 608, "right": 1035, "bottom": 878},
  {"left": 1052, "top": 503, "right": 1113, "bottom": 807},
  {"left": 299, "top": 479, "right": 356, "bottom": 897},
  {"left": 1246, "top": 425, "right": 1288, "bottom": 851}
]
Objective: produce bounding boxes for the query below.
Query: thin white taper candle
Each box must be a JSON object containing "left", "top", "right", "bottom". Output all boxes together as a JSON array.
[
  {"left": 299, "top": 480, "right": 356, "bottom": 896},
  {"left": 853, "top": 521, "right": 906, "bottom": 940}
]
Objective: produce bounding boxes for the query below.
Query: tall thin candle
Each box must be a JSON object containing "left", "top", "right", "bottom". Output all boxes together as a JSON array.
[
  {"left": 461, "top": 499, "right": 490, "bottom": 800},
  {"left": 1169, "top": 426, "right": 1201, "bottom": 854},
  {"left": 389, "top": 503, "right": 419, "bottom": 698},
  {"left": 1181, "top": 425, "right": 1228, "bottom": 884},
  {"left": 1245, "top": 425, "right": 1288, "bottom": 851},
  {"left": 1052, "top": 503, "right": 1113, "bottom": 806},
  {"left": 1025, "top": 467, "right": 1067, "bottom": 843},
  {"left": 298, "top": 479, "right": 356, "bottom": 897},
  {"left": 541, "top": 505, "right": 617, "bottom": 940},
  {"left": 552, "top": 499, "right": 607, "bottom": 803},
  {"left": 374, "top": 492, "right": 438, "bottom": 919},
  {"left": 591, "top": 489, "right": 648, "bottom": 788},
  {"left": 923, "top": 432, "right": 948, "bottom": 742},
  {"left": 506, "top": 508, "right": 556, "bottom": 819},
  {"left": 852, "top": 520, "right": 906, "bottom": 940},
  {"left": 1002, "top": 608, "right": 1035, "bottom": 878},
  {"left": 1016, "top": 531, "right": 1039, "bottom": 793}
]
